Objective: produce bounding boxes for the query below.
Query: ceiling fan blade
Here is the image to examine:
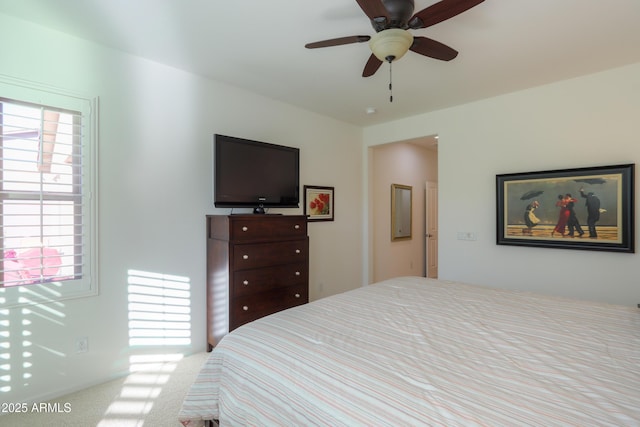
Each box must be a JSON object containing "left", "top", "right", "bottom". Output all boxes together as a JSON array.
[
  {"left": 409, "top": 0, "right": 484, "bottom": 29},
  {"left": 410, "top": 36, "right": 458, "bottom": 61},
  {"left": 305, "top": 35, "right": 371, "bottom": 49},
  {"left": 362, "top": 54, "right": 383, "bottom": 77},
  {"left": 355, "top": 0, "right": 390, "bottom": 21}
]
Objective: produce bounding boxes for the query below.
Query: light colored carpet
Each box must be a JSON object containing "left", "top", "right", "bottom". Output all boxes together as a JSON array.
[{"left": 0, "top": 351, "right": 209, "bottom": 427}]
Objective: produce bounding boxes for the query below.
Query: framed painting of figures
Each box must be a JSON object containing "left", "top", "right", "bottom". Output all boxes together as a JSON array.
[{"left": 496, "top": 164, "right": 634, "bottom": 253}]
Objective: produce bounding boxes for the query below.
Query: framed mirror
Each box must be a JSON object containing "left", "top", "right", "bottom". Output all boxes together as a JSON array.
[{"left": 391, "top": 184, "right": 412, "bottom": 241}]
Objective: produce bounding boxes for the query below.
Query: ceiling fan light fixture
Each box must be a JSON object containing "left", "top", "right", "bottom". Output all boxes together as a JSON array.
[{"left": 369, "top": 29, "right": 413, "bottom": 62}]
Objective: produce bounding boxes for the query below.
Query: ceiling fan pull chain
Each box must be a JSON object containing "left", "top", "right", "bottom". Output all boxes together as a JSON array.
[{"left": 389, "top": 60, "right": 393, "bottom": 103}]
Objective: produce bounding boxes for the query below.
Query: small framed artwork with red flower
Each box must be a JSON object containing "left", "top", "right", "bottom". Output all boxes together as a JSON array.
[{"left": 304, "top": 185, "right": 334, "bottom": 222}]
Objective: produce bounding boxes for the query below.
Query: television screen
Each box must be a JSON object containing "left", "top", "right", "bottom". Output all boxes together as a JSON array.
[{"left": 214, "top": 134, "right": 299, "bottom": 212}]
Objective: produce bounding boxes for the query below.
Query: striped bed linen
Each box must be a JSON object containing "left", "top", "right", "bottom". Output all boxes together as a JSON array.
[{"left": 179, "top": 276, "right": 640, "bottom": 426}]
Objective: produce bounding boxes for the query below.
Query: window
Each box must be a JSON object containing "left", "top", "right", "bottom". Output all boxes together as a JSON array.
[{"left": 0, "top": 77, "right": 97, "bottom": 307}]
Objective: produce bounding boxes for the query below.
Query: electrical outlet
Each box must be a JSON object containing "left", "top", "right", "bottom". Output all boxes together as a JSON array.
[{"left": 76, "top": 337, "right": 89, "bottom": 354}]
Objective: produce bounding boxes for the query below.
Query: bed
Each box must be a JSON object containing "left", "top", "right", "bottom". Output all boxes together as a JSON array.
[{"left": 179, "top": 276, "right": 640, "bottom": 426}]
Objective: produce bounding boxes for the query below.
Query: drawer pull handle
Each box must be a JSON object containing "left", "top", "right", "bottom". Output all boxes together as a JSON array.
[
  {"left": 243, "top": 255, "right": 249, "bottom": 260},
  {"left": 295, "top": 293, "right": 301, "bottom": 298},
  {"left": 242, "top": 226, "right": 248, "bottom": 232},
  {"left": 295, "top": 249, "right": 301, "bottom": 254},
  {"left": 294, "top": 224, "right": 300, "bottom": 229},
  {"left": 243, "top": 305, "right": 249, "bottom": 311},
  {"left": 243, "top": 280, "right": 249, "bottom": 286},
  {"left": 295, "top": 271, "right": 301, "bottom": 276}
]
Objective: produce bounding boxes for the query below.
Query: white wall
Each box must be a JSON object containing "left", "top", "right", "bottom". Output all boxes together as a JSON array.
[
  {"left": 0, "top": 14, "right": 363, "bottom": 404},
  {"left": 3, "top": 8, "right": 638, "bottom": 408},
  {"left": 371, "top": 142, "right": 437, "bottom": 281},
  {"left": 364, "top": 62, "right": 640, "bottom": 306}
]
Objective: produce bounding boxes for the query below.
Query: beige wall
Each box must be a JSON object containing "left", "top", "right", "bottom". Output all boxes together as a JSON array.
[{"left": 371, "top": 142, "right": 437, "bottom": 282}]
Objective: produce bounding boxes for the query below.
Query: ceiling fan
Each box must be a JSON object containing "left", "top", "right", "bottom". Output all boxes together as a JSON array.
[{"left": 305, "top": 0, "right": 485, "bottom": 78}]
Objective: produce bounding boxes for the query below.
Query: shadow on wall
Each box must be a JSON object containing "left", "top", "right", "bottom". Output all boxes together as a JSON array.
[{"left": 0, "top": 268, "right": 194, "bottom": 424}]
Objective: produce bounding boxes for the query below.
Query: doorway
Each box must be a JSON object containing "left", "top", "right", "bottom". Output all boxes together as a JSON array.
[{"left": 369, "top": 136, "right": 438, "bottom": 283}]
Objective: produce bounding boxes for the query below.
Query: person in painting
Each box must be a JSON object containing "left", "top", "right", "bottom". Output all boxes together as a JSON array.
[
  {"left": 580, "top": 188, "right": 601, "bottom": 238},
  {"left": 522, "top": 200, "right": 540, "bottom": 235},
  {"left": 565, "top": 193, "right": 584, "bottom": 237},
  {"left": 551, "top": 194, "right": 570, "bottom": 237}
]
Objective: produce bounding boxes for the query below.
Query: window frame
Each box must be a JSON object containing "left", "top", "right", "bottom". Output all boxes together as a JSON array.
[{"left": 0, "top": 75, "right": 98, "bottom": 308}]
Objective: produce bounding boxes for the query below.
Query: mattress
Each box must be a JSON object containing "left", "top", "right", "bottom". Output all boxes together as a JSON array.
[{"left": 179, "top": 276, "right": 640, "bottom": 426}]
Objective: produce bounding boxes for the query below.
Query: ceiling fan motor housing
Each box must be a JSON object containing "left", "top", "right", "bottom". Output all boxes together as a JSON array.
[
  {"left": 369, "top": 29, "right": 414, "bottom": 62},
  {"left": 381, "top": 0, "right": 416, "bottom": 28}
]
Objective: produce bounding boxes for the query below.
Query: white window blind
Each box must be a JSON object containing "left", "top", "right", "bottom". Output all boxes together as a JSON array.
[{"left": 0, "top": 78, "right": 96, "bottom": 306}]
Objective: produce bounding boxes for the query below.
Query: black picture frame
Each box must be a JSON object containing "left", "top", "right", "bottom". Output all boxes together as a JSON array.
[
  {"left": 304, "top": 185, "right": 334, "bottom": 222},
  {"left": 496, "top": 164, "right": 634, "bottom": 253}
]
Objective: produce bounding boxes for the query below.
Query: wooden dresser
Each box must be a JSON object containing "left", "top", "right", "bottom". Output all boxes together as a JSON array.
[{"left": 206, "top": 214, "right": 309, "bottom": 350}]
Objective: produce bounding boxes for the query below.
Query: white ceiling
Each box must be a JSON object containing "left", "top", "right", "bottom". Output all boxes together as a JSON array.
[{"left": 1, "top": 0, "right": 639, "bottom": 126}]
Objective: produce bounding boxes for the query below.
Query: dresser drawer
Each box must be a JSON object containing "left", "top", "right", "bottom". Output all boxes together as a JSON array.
[
  {"left": 232, "top": 239, "right": 308, "bottom": 270},
  {"left": 230, "top": 284, "right": 308, "bottom": 330},
  {"left": 229, "top": 215, "right": 307, "bottom": 242},
  {"left": 232, "top": 262, "right": 308, "bottom": 298}
]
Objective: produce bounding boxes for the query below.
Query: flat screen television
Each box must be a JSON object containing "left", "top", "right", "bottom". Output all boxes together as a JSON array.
[{"left": 214, "top": 134, "right": 300, "bottom": 213}]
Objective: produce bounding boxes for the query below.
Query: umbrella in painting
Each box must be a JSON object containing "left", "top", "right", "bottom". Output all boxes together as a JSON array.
[{"left": 520, "top": 190, "right": 543, "bottom": 200}]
